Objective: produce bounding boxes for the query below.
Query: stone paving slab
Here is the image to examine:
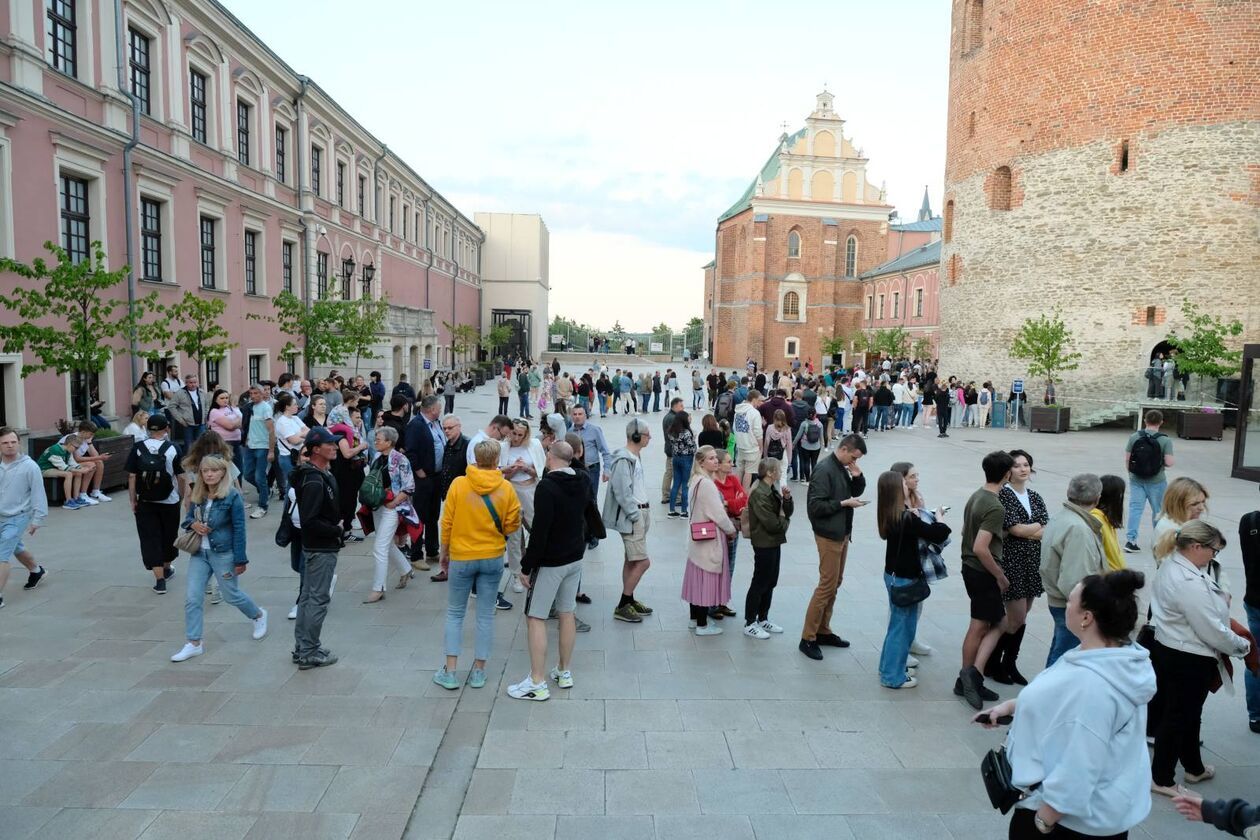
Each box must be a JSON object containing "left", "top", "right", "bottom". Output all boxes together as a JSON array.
[{"left": 1, "top": 369, "right": 1255, "bottom": 839}]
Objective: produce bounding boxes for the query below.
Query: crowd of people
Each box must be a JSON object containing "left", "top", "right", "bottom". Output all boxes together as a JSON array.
[{"left": 1, "top": 350, "right": 1257, "bottom": 838}]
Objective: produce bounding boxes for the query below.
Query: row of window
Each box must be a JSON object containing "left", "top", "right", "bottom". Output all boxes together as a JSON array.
[
  {"left": 785, "top": 231, "right": 859, "bottom": 277},
  {"left": 46, "top": 2, "right": 478, "bottom": 269},
  {"left": 865, "top": 289, "right": 926, "bottom": 321}
]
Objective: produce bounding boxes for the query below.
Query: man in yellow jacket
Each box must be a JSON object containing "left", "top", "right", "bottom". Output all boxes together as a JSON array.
[{"left": 434, "top": 439, "right": 521, "bottom": 690}]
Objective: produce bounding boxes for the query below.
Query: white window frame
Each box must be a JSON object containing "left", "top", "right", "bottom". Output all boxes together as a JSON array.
[
  {"left": 63, "top": 355, "right": 116, "bottom": 421},
  {"left": 246, "top": 349, "right": 270, "bottom": 387},
  {"left": 784, "top": 337, "right": 799, "bottom": 358},
  {"left": 242, "top": 211, "right": 268, "bottom": 296},
  {"left": 194, "top": 187, "right": 229, "bottom": 291},
  {"left": 123, "top": 8, "right": 166, "bottom": 122},
  {"left": 0, "top": 113, "right": 16, "bottom": 257},
  {"left": 51, "top": 132, "right": 110, "bottom": 265},
  {"left": 0, "top": 353, "right": 28, "bottom": 429}
]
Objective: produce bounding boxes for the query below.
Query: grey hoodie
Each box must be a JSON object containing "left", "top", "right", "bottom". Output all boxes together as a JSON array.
[
  {"left": 0, "top": 455, "right": 48, "bottom": 528},
  {"left": 601, "top": 447, "right": 642, "bottom": 535}
]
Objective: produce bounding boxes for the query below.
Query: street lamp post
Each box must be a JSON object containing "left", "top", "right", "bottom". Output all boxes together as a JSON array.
[{"left": 341, "top": 257, "right": 356, "bottom": 300}]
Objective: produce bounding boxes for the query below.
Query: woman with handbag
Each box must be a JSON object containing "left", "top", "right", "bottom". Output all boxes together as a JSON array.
[
  {"left": 890, "top": 461, "right": 950, "bottom": 658},
  {"left": 876, "top": 470, "right": 950, "bottom": 689},
  {"left": 975, "top": 569, "right": 1155, "bottom": 838},
  {"left": 1149, "top": 520, "right": 1251, "bottom": 798},
  {"left": 682, "top": 445, "right": 736, "bottom": 636},
  {"left": 362, "top": 427, "right": 417, "bottom": 603},
  {"left": 328, "top": 415, "right": 368, "bottom": 543},
  {"left": 170, "top": 455, "right": 267, "bottom": 662},
  {"left": 744, "top": 457, "right": 792, "bottom": 639},
  {"left": 711, "top": 450, "right": 748, "bottom": 620}
]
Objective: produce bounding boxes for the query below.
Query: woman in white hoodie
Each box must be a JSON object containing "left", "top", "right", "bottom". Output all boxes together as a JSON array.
[{"left": 976, "top": 569, "right": 1155, "bottom": 839}]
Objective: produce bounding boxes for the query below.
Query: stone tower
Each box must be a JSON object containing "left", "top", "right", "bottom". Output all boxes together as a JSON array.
[
  {"left": 940, "top": 0, "right": 1260, "bottom": 415},
  {"left": 707, "top": 92, "right": 893, "bottom": 369}
]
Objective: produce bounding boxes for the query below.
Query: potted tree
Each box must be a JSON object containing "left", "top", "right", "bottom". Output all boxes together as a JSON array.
[
  {"left": 1165, "top": 303, "right": 1243, "bottom": 441},
  {"left": 1009, "top": 310, "right": 1082, "bottom": 433}
]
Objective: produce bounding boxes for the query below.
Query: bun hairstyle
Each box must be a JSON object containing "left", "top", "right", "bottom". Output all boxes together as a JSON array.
[{"left": 1078, "top": 569, "right": 1146, "bottom": 640}]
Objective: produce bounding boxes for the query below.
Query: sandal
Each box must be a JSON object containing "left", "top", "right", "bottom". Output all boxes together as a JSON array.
[
  {"left": 430, "top": 571, "right": 448, "bottom": 582},
  {"left": 396, "top": 572, "right": 414, "bottom": 589},
  {"left": 362, "top": 591, "right": 385, "bottom": 604}
]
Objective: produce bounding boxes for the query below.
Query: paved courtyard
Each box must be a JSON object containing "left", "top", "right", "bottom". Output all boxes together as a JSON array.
[{"left": 1, "top": 366, "right": 1256, "bottom": 840}]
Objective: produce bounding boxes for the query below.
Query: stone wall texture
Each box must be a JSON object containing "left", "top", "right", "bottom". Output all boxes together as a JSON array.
[{"left": 941, "top": 0, "right": 1260, "bottom": 408}]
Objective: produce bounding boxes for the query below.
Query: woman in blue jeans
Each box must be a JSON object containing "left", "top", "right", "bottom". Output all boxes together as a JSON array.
[
  {"left": 666, "top": 411, "right": 697, "bottom": 517},
  {"left": 875, "top": 470, "right": 951, "bottom": 689},
  {"left": 435, "top": 439, "right": 522, "bottom": 690},
  {"left": 170, "top": 455, "right": 267, "bottom": 662}
]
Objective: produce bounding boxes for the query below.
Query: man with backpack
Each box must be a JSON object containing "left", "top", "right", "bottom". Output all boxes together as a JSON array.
[
  {"left": 714, "top": 385, "right": 736, "bottom": 426},
  {"left": 292, "top": 427, "right": 344, "bottom": 669},
  {"left": 126, "top": 414, "right": 183, "bottom": 593},
  {"left": 1124, "top": 409, "right": 1174, "bottom": 553}
]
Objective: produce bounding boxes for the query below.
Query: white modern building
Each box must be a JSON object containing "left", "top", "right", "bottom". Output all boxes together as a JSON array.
[{"left": 475, "top": 212, "right": 549, "bottom": 362}]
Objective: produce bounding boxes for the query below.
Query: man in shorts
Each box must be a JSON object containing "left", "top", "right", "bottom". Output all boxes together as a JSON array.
[
  {"left": 602, "top": 418, "right": 654, "bottom": 623},
  {"left": 733, "top": 390, "right": 765, "bottom": 488},
  {"left": 0, "top": 427, "right": 49, "bottom": 608},
  {"left": 957, "top": 450, "right": 1015, "bottom": 710},
  {"left": 36, "top": 433, "right": 90, "bottom": 509},
  {"left": 509, "top": 441, "right": 588, "bottom": 700}
]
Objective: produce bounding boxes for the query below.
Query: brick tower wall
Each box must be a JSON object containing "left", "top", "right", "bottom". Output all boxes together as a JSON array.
[{"left": 940, "top": 0, "right": 1260, "bottom": 404}]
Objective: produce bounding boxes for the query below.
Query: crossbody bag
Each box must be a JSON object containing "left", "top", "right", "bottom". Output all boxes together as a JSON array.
[{"left": 688, "top": 483, "right": 718, "bottom": 541}]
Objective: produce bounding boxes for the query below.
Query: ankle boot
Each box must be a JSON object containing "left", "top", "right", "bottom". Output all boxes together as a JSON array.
[
  {"left": 1006, "top": 625, "right": 1028, "bottom": 686},
  {"left": 983, "top": 633, "right": 1011, "bottom": 684}
]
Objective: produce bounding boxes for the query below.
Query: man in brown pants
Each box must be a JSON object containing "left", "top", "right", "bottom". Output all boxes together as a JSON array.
[{"left": 800, "top": 434, "right": 867, "bottom": 660}]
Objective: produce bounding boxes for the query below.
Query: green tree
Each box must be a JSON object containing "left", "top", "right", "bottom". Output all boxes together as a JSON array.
[
  {"left": 1009, "top": 309, "right": 1083, "bottom": 400},
  {"left": 249, "top": 290, "right": 356, "bottom": 373},
  {"left": 1165, "top": 302, "right": 1244, "bottom": 400},
  {"left": 0, "top": 241, "right": 165, "bottom": 420},
  {"left": 869, "top": 327, "right": 910, "bottom": 359},
  {"left": 443, "top": 322, "right": 480, "bottom": 369},
  {"left": 148, "top": 291, "right": 236, "bottom": 383},
  {"left": 339, "top": 295, "right": 390, "bottom": 375},
  {"left": 481, "top": 323, "right": 513, "bottom": 359},
  {"left": 911, "top": 337, "right": 934, "bottom": 362},
  {"left": 683, "top": 316, "right": 704, "bottom": 356},
  {"left": 610, "top": 320, "right": 626, "bottom": 343}
]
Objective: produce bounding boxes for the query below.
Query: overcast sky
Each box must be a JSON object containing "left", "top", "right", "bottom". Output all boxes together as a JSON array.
[{"left": 223, "top": 0, "right": 950, "bottom": 332}]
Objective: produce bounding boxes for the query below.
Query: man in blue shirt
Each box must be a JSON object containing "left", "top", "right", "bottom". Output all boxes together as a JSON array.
[
  {"left": 243, "top": 385, "right": 275, "bottom": 519},
  {"left": 570, "top": 405, "right": 612, "bottom": 549}
]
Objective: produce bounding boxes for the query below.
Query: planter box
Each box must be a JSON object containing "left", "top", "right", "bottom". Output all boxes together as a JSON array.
[
  {"left": 1177, "top": 411, "right": 1224, "bottom": 441},
  {"left": 473, "top": 369, "right": 486, "bottom": 386},
  {"left": 1030, "top": 406, "right": 1071, "bottom": 433}
]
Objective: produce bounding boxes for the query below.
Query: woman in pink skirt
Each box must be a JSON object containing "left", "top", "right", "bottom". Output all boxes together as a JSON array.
[{"left": 683, "top": 445, "right": 737, "bottom": 635}]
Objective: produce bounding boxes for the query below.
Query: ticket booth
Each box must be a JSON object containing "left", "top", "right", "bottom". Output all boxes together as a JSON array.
[{"left": 1232, "top": 344, "right": 1260, "bottom": 482}]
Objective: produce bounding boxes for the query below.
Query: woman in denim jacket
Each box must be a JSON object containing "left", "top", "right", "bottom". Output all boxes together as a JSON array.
[{"left": 170, "top": 454, "right": 267, "bottom": 662}]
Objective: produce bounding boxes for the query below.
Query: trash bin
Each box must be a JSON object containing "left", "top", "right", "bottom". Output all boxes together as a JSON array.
[{"left": 991, "top": 399, "right": 1007, "bottom": 429}]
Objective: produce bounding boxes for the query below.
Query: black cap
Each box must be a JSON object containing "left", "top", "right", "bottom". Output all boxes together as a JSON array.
[
  {"left": 305, "top": 426, "right": 343, "bottom": 448},
  {"left": 146, "top": 414, "right": 169, "bottom": 431}
]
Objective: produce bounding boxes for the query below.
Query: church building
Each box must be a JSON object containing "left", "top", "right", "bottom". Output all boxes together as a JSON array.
[{"left": 704, "top": 92, "right": 893, "bottom": 370}]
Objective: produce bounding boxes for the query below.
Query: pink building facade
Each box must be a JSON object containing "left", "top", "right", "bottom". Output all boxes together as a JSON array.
[
  {"left": 0, "top": 0, "right": 483, "bottom": 434},
  {"left": 860, "top": 221, "right": 942, "bottom": 359}
]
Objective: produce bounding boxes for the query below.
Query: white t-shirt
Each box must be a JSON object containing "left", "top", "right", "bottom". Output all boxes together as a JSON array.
[
  {"left": 502, "top": 443, "right": 537, "bottom": 485},
  {"left": 123, "top": 423, "right": 148, "bottom": 442},
  {"left": 630, "top": 452, "right": 648, "bottom": 505},
  {"left": 58, "top": 434, "right": 91, "bottom": 458},
  {"left": 1007, "top": 484, "right": 1033, "bottom": 518},
  {"left": 275, "top": 414, "right": 306, "bottom": 453},
  {"left": 466, "top": 430, "right": 489, "bottom": 465}
]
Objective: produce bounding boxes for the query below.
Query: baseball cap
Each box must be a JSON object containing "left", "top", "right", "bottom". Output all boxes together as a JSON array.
[
  {"left": 305, "top": 426, "right": 343, "bottom": 448},
  {"left": 146, "top": 414, "right": 169, "bottom": 431}
]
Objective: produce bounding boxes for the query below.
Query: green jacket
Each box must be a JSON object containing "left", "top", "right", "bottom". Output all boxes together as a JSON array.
[{"left": 748, "top": 480, "right": 793, "bottom": 548}]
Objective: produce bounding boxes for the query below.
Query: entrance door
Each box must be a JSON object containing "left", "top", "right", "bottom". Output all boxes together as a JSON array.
[{"left": 1232, "top": 344, "right": 1260, "bottom": 481}]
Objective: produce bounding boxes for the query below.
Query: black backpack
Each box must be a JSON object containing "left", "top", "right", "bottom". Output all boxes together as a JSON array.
[
  {"left": 805, "top": 422, "right": 821, "bottom": 444},
  {"left": 133, "top": 440, "right": 174, "bottom": 502},
  {"left": 1128, "top": 431, "right": 1165, "bottom": 479},
  {"left": 715, "top": 391, "right": 735, "bottom": 422},
  {"left": 766, "top": 436, "right": 785, "bottom": 460}
]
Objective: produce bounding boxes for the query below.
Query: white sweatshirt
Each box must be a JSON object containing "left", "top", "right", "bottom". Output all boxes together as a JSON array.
[{"left": 1007, "top": 644, "right": 1156, "bottom": 835}]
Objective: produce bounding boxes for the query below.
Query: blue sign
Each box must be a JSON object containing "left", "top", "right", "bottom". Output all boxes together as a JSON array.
[
  {"left": 423, "top": 359, "right": 432, "bottom": 370},
  {"left": 1012, "top": 379, "right": 1024, "bottom": 395}
]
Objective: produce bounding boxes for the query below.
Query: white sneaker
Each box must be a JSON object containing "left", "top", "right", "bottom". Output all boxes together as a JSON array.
[
  {"left": 249, "top": 508, "right": 268, "bottom": 519},
  {"left": 510, "top": 578, "right": 526, "bottom": 594},
  {"left": 171, "top": 642, "right": 204, "bottom": 662},
  {"left": 687, "top": 619, "right": 697, "bottom": 629},
  {"left": 743, "top": 623, "right": 771, "bottom": 639},
  {"left": 90, "top": 490, "right": 112, "bottom": 502},
  {"left": 287, "top": 604, "right": 298, "bottom": 620},
  {"left": 909, "top": 640, "right": 934, "bottom": 656},
  {"left": 695, "top": 624, "right": 723, "bottom": 636},
  {"left": 759, "top": 620, "right": 784, "bottom": 634},
  {"left": 78, "top": 494, "right": 99, "bottom": 506},
  {"left": 252, "top": 608, "right": 268, "bottom": 640},
  {"left": 886, "top": 675, "right": 918, "bottom": 689},
  {"left": 906, "top": 655, "right": 920, "bottom": 669},
  {"left": 507, "top": 676, "right": 550, "bottom": 701},
  {"left": 549, "top": 667, "right": 574, "bottom": 689}
]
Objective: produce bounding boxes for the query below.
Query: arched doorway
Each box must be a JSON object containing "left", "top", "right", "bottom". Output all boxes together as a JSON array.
[
  {"left": 1146, "top": 340, "right": 1176, "bottom": 400},
  {"left": 409, "top": 345, "right": 419, "bottom": 384},
  {"left": 1148, "top": 340, "right": 1175, "bottom": 363}
]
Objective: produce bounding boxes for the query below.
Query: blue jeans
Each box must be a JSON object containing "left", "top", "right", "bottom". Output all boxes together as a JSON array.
[
  {"left": 276, "top": 449, "right": 295, "bottom": 498},
  {"left": 241, "top": 446, "right": 270, "bottom": 511},
  {"left": 1246, "top": 602, "right": 1260, "bottom": 723},
  {"left": 180, "top": 423, "right": 205, "bottom": 454},
  {"left": 0, "top": 514, "right": 31, "bottom": 562},
  {"left": 518, "top": 393, "right": 531, "bottom": 418},
  {"left": 900, "top": 404, "right": 913, "bottom": 426},
  {"left": 360, "top": 407, "right": 373, "bottom": 433},
  {"left": 1126, "top": 479, "right": 1166, "bottom": 544},
  {"left": 641, "top": 393, "right": 651, "bottom": 413},
  {"left": 445, "top": 557, "right": 503, "bottom": 662},
  {"left": 669, "top": 454, "right": 691, "bottom": 513},
  {"left": 693, "top": 390, "right": 703, "bottom": 409},
  {"left": 833, "top": 405, "right": 846, "bottom": 434},
  {"left": 184, "top": 548, "right": 259, "bottom": 641},
  {"left": 872, "top": 405, "right": 888, "bottom": 430},
  {"left": 1046, "top": 605, "right": 1080, "bottom": 667},
  {"left": 879, "top": 573, "right": 922, "bottom": 687},
  {"left": 727, "top": 532, "right": 738, "bottom": 578}
]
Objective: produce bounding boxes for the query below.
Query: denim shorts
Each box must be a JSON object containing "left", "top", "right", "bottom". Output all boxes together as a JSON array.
[{"left": 0, "top": 515, "right": 30, "bottom": 562}]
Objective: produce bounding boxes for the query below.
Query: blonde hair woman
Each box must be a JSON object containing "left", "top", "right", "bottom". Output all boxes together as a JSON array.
[
  {"left": 124, "top": 410, "right": 149, "bottom": 442},
  {"left": 682, "top": 445, "right": 737, "bottom": 635},
  {"left": 1154, "top": 478, "right": 1210, "bottom": 567},
  {"left": 1149, "top": 520, "right": 1250, "bottom": 797},
  {"left": 170, "top": 455, "right": 266, "bottom": 663}
]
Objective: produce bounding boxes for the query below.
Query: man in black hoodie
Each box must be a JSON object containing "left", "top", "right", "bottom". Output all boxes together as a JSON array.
[
  {"left": 507, "top": 441, "right": 589, "bottom": 701},
  {"left": 293, "top": 428, "right": 344, "bottom": 670}
]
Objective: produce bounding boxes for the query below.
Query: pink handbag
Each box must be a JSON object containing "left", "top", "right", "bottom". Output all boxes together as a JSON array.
[{"left": 690, "top": 520, "right": 717, "bottom": 541}]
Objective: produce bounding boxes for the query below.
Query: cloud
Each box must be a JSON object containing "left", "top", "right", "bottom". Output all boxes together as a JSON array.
[{"left": 547, "top": 230, "right": 710, "bottom": 332}]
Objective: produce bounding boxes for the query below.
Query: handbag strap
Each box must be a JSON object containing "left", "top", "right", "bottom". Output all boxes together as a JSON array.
[{"left": 479, "top": 493, "right": 504, "bottom": 535}]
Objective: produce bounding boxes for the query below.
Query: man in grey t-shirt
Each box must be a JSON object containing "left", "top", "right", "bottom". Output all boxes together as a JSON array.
[{"left": 1123, "top": 409, "right": 1174, "bottom": 553}]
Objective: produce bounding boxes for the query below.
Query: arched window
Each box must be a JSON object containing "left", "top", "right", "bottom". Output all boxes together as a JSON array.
[
  {"left": 844, "top": 235, "right": 858, "bottom": 277},
  {"left": 782, "top": 291, "right": 800, "bottom": 320},
  {"left": 990, "top": 167, "right": 1012, "bottom": 210},
  {"left": 787, "top": 230, "right": 801, "bottom": 259}
]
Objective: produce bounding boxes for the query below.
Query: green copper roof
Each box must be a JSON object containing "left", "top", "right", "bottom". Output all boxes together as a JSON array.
[{"left": 717, "top": 128, "right": 808, "bottom": 224}]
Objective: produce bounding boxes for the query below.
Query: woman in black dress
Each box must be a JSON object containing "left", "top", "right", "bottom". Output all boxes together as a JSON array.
[{"left": 986, "top": 449, "right": 1048, "bottom": 685}]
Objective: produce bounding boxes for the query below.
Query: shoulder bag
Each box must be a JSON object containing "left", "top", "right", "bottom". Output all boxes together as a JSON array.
[
  {"left": 888, "top": 517, "right": 931, "bottom": 607},
  {"left": 174, "top": 502, "right": 205, "bottom": 554},
  {"left": 688, "top": 483, "right": 718, "bottom": 541},
  {"left": 981, "top": 745, "right": 1038, "bottom": 814}
]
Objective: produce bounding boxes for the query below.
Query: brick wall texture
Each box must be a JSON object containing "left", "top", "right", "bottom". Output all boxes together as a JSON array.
[{"left": 941, "top": 0, "right": 1260, "bottom": 404}]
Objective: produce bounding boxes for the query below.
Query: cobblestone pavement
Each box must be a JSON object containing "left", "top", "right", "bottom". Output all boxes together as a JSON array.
[{"left": 1, "top": 367, "right": 1256, "bottom": 839}]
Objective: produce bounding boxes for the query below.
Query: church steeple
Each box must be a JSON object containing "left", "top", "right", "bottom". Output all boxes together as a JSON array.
[{"left": 917, "top": 186, "right": 933, "bottom": 222}]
